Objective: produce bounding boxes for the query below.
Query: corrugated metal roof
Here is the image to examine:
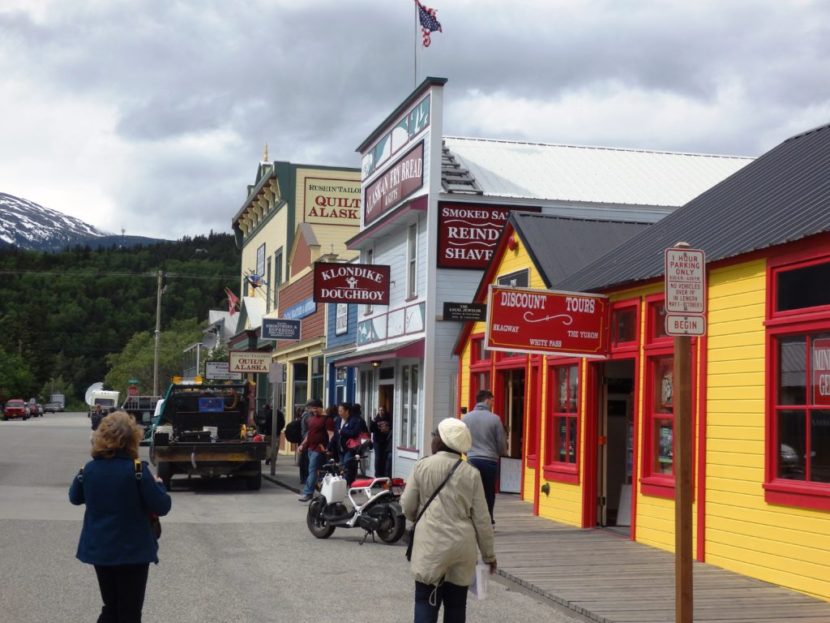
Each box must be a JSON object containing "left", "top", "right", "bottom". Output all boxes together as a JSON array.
[
  {"left": 511, "top": 213, "right": 652, "bottom": 287},
  {"left": 443, "top": 136, "right": 752, "bottom": 208},
  {"left": 559, "top": 124, "right": 830, "bottom": 294}
]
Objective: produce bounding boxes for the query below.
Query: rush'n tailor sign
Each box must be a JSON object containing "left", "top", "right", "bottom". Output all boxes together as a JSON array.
[
  {"left": 313, "top": 262, "right": 391, "bottom": 305},
  {"left": 437, "top": 203, "right": 541, "bottom": 269},
  {"left": 229, "top": 351, "right": 271, "bottom": 373},
  {"left": 485, "top": 285, "right": 609, "bottom": 358},
  {"left": 364, "top": 142, "right": 424, "bottom": 225}
]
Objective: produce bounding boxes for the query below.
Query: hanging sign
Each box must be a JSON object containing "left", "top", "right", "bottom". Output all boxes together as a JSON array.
[
  {"left": 485, "top": 285, "right": 609, "bottom": 358},
  {"left": 313, "top": 262, "right": 391, "bottom": 305},
  {"left": 229, "top": 351, "right": 271, "bottom": 373},
  {"left": 261, "top": 318, "right": 301, "bottom": 341}
]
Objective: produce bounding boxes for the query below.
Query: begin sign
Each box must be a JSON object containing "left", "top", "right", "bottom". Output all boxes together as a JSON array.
[{"left": 485, "top": 285, "right": 609, "bottom": 358}]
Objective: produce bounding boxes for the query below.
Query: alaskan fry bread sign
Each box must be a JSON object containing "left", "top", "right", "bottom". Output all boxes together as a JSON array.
[{"left": 485, "top": 285, "right": 609, "bottom": 358}]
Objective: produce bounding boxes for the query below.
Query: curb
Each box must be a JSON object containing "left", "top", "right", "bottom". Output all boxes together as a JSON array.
[
  {"left": 263, "top": 473, "right": 300, "bottom": 494},
  {"left": 494, "top": 569, "right": 610, "bottom": 623}
]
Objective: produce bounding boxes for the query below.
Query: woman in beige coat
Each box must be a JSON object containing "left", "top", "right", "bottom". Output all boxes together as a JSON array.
[{"left": 401, "top": 417, "right": 497, "bottom": 623}]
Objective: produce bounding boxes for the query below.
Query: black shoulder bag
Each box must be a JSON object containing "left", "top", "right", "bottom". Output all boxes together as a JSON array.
[
  {"left": 405, "top": 459, "right": 461, "bottom": 561},
  {"left": 134, "top": 459, "right": 162, "bottom": 540}
]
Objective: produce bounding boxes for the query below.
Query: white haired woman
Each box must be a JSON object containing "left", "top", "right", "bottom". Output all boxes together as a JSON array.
[{"left": 401, "top": 417, "right": 497, "bottom": 623}]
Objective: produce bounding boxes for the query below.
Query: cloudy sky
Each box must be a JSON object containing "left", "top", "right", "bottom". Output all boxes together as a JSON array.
[{"left": 1, "top": 0, "right": 828, "bottom": 240}]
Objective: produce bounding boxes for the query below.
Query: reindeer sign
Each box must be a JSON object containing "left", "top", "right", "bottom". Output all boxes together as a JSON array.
[{"left": 313, "top": 262, "right": 391, "bottom": 305}]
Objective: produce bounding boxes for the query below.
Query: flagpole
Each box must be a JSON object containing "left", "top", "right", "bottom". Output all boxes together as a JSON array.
[{"left": 413, "top": 0, "right": 417, "bottom": 87}]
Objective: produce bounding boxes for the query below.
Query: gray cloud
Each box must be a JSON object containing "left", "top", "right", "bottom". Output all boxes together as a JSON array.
[{"left": 1, "top": 0, "right": 829, "bottom": 238}]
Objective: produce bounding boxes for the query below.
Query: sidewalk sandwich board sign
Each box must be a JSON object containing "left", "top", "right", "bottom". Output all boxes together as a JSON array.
[{"left": 485, "top": 285, "right": 609, "bottom": 358}]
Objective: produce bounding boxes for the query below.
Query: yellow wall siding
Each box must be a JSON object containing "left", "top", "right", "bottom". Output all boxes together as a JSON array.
[
  {"left": 522, "top": 466, "right": 535, "bottom": 503},
  {"left": 705, "top": 259, "right": 830, "bottom": 601}
]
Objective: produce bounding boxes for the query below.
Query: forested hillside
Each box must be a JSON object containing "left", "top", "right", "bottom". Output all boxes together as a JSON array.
[{"left": 0, "top": 233, "right": 240, "bottom": 404}]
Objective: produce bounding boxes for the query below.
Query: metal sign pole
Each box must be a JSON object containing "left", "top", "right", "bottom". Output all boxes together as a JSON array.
[{"left": 674, "top": 333, "right": 693, "bottom": 623}]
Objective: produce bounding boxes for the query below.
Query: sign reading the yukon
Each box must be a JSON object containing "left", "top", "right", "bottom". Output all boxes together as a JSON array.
[
  {"left": 313, "top": 262, "right": 391, "bottom": 305},
  {"left": 303, "top": 176, "right": 361, "bottom": 226},
  {"left": 364, "top": 142, "right": 424, "bottom": 225},
  {"left": 485, "top": 285, "right": 609, "bottom": 358},
  {"left": 437, "top": 203, "right": 540, "bottom": 269}
]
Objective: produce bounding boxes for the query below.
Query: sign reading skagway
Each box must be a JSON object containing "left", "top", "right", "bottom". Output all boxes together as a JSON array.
[
  {"left": 485, "top": 285, "right": 609, "bottom": 358},
  {"left": 313, "top": 262, "right": 391, "bottom": 305},
  {"left": 363, "top": 142, "right": 424, "bottom": 225}
]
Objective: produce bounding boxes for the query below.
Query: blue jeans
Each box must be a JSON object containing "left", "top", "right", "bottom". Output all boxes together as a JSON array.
[
  {"left": 414, "top": 581, "right": 468, "bottom": 623},
  {"left": 302, "top": 450, "right": 324, "bottom": 495},
  {"left": 468, "top": 457, "right": 498, "bottom": 523},
  {"left": 342, "top": 449, "right": 358, "bottom": 485}
]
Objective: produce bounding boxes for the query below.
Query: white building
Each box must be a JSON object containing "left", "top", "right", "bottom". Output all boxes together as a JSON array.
[{"left": 340, "top": 77, "right": 752, "bottom": 478}]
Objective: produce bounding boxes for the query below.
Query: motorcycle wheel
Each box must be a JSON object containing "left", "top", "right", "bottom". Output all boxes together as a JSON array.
[
  {"left": 375, "top": 506, "right": 406, "bottom": 544},
  {"left": 306, "top": 498, "right": 335, "bottom": 539}
]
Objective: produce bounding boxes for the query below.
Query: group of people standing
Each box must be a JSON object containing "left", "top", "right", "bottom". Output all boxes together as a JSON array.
[{"left": 296, "top": 398, "right": 394, "bottom": 502}]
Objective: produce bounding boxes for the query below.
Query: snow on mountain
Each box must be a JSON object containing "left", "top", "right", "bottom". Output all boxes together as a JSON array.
[{"left": 0, "top": 192, "right": 107, "bottom": 250}]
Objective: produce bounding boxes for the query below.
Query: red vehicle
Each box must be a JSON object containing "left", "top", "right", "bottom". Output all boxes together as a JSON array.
[{"left": 2, "top": 399, "right": 30, "bottom": 420}]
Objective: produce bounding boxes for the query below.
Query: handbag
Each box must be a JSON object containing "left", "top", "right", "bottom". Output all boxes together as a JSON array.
[
  {"left": 345, "top": 431, "right": 371, "bottom": 450},
  {"left": 134, "top": 460, "right": 162, "bottom": 539},
  {"left": 405, "top": 459, "right": 462, "bottom": 561}
]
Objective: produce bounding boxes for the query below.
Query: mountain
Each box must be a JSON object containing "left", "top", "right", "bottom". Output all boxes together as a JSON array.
[{"left": 0, "top": 192, "right": 164, "bottom": 251}]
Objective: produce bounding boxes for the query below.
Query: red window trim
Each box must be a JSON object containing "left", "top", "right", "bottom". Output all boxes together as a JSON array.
[
  {"left": 544, "top": 358, "right": 581, "bottom": 483},
  {"left": 764, "top": 246, "right": 830, "bottom": 510},
  {"left": 645, "top": 293, "right": 672, "bottom": 347},
  {"left": 526, "top": 362, "right": 542, "bottom": 469},
  {"left": 610, "top": 299, "right": 641, "bottom": 354}
]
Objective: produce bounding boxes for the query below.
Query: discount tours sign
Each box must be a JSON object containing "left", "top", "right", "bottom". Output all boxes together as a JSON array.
[{"left": 485, "top": 285, "right": 609, "bottom": 358}]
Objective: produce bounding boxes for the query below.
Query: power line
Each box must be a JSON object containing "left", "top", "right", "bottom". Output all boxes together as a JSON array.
[{"left": 0, "top": 269, "right": 239, "bottom": 280}]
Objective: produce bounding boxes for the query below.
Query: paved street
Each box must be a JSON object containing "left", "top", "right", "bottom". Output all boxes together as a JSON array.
[{"left": 0, "top": 413, "right": 586, "bottom": 623}]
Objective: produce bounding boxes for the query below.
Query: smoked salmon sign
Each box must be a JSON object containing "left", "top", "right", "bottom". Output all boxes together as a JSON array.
[
  {"left": 313, "top": 262, "right": 391, "bottom": 305},
  {"left": 485, "top": 285, "right": 609, "bottom": 358},
  {"left": 437, "top": 203, "right": 541, "bottom": 269}
]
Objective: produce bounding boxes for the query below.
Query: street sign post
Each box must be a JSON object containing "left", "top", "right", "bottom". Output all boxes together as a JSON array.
[{"left": 664, "top": 243, "right": 706, "bottom": 623}]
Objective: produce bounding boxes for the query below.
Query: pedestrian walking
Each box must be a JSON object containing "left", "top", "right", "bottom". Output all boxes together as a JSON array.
[
  {"left": 297, "top": 399, "right": 333, "bottom": 502},
  {"left": 69, "top": 410, "right": 172, "bottom": 623},
  {"left": 462, "top": 390, "right": 507, "bottom": 525},
  {"left": 401, "top": 417, "right": 497, "bottom": 623}
]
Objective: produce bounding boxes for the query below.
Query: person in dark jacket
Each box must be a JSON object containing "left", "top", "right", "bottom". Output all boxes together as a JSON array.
[
  {"left": 332, "top": 402, "right": 368, "bottom": 485},
  {"left": 370, "top": 406, "right": 393, "bottom": 477},
  {"left": 70, "top": 410, "right": 172, "bottom": 623}
]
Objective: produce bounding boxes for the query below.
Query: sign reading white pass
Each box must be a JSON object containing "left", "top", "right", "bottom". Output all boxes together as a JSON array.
[
  {"left": 665, "top": 314, "right": 706, "bottom": 336},
  {"left": 664, "top": 248, "right": 706, "bottom": 314}
]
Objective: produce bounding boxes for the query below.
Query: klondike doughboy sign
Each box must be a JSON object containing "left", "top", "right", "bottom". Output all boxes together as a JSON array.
[{"left": 313, "top": 262, "right": 391, "bottom": 305}]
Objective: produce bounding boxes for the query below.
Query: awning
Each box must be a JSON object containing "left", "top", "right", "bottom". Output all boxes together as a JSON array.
[{"left": 334, "top": 338, "right": 424, "bottom": 367}]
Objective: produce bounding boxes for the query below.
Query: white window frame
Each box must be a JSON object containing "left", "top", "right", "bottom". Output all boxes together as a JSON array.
[
  {"left": 407, "top": 222, "right": 418, "bottom": 299},
  {"left": 335, "top": 304, "right": 348, "bottom": 335}
]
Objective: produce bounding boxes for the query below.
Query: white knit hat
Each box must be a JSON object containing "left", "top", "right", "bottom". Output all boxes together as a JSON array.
[{"left": 438, "top": 417, "right": 472, "bottom": 454}]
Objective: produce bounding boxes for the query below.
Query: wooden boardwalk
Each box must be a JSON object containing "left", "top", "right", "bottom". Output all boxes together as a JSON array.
[{"left": 492, "top": 495, "right": 830, "bottom": 623}]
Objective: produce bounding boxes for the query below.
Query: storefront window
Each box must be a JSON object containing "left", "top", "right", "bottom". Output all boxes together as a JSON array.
[
  {"left": 646, "top": 354, "right": 674, "bottom": 478},
  {"left": 469, "top": 333, "right": 491, "bottom": 412},
  {"left": 767, "top": 253, "right": 830, "bottom": 510},
  {"left": 545, "top": 361, "right": 579, "bottom": 482},
  {"left": 612, "top": 305, "right": 638, "bottom": 345},
  {"left": 773, "top": 333, "right": 830, "bottom": 483},
  {"left": 400, "top": 365, "right": 419, "bottom": 448},
  {"left": 310, "top": 356, "right": 324, "bottom": 402}
]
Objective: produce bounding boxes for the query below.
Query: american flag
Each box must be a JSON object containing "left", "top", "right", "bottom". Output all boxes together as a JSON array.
[{"left": 416, "top": 1, "right": 442, "bottom": 47}]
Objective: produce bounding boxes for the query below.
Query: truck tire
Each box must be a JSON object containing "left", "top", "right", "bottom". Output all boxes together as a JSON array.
[
  {"left": 157, "top": 462, "right": 173, "bottom": 490},
  {"left": 245, "top": 470, "right": 262, "bottom": 491}
]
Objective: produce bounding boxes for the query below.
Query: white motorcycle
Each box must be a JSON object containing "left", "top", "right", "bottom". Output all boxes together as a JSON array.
[{"left": 306, "top": 453, "right": 406, "bottom": 545}]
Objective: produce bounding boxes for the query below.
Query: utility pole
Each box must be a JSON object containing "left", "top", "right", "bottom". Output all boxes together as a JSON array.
[{"left": 153, "top": 270, "right": 163, "bottom": 397}]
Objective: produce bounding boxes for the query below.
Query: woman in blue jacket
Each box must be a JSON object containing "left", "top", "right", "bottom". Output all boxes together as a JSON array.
[
  {"left": 330, "top": 402, "right": 368, "bottom": 485},
  {"left": 69, "top": 410, "right": 172, "bottom": 623}
]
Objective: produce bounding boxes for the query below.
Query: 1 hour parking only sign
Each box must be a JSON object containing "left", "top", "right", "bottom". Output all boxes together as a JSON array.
[{"left": 664, "top": 247, "right": 706, "bottom": 336}]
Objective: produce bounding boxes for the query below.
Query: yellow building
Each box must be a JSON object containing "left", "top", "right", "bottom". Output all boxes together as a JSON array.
[
  {"left": 455, "top": 125, "right": 830, "bottom": 601},
  {"left": 230, "top": 157, "right": 359, "bottom": 416}
]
